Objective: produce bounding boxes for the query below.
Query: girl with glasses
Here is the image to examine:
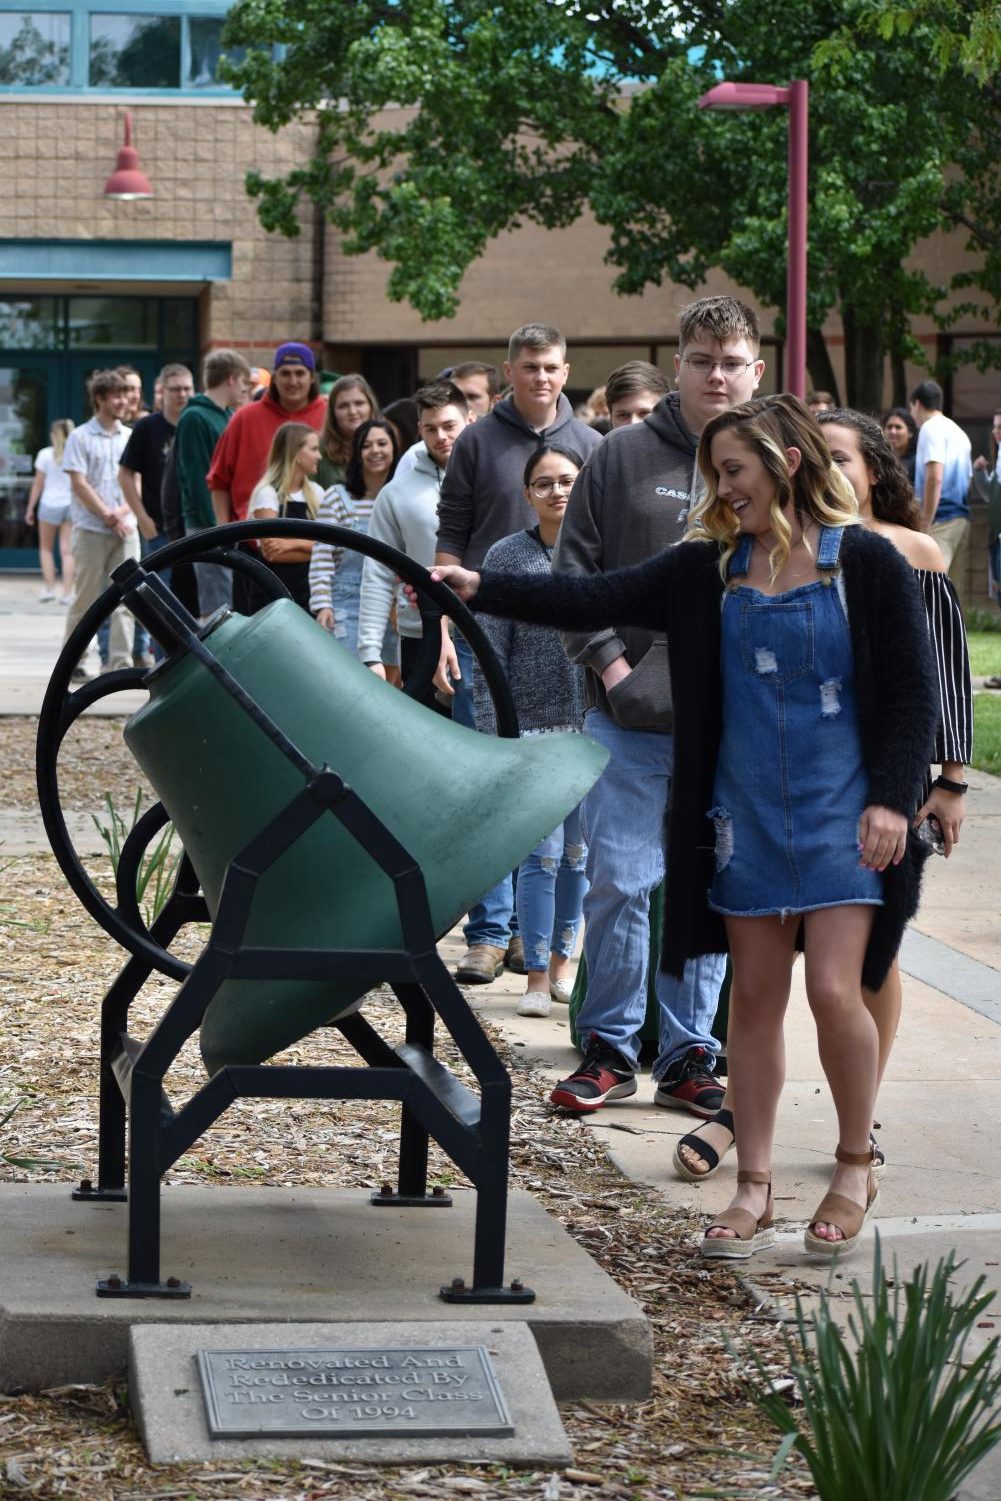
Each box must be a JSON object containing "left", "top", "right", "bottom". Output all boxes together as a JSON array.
[{"left": 473, "top": 444, "right": 590, "bottom": 1018}]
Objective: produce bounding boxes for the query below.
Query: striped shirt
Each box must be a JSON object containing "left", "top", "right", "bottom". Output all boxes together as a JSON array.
[
  {"left": 308, "top": 484, "right": 376, "bottom": 614},
  {"left": 916, "top": 567, "right": 972, "bottom": 767}
]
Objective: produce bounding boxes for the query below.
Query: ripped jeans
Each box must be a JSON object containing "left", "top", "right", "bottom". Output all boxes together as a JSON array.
[{"left": 516, "top": 801, "right": 588, "bottom": 972}]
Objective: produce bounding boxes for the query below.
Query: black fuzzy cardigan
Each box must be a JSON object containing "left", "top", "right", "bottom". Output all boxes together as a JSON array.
[{"left": 475, "top": 526, "right": 938, "bottom": 990}]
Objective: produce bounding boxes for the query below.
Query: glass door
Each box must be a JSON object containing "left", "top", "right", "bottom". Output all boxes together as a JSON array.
[{"left": 0, "top": 357, "right": 58, "bottom": 567}]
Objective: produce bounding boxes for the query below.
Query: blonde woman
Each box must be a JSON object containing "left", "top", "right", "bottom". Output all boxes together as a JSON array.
[
  {"left": 246, "top": 422, "right": 322, "bottom": 613},
  {"left": 26, "top": 419, "right": 76, "bottom": 603},
  {"left": 430, "top": 395, "right": 938, "bottom": 1262}
]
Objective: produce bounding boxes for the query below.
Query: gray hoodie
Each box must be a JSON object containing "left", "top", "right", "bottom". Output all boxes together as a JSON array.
[
  {"left": 436, "top": 393, "right": 601, "bottom": 569},
  {"left": 356, "top": 444, "right": 443, "bottom": 663},
  {"left": 552, "top": 391, "right": 699, "bottom": 733}
]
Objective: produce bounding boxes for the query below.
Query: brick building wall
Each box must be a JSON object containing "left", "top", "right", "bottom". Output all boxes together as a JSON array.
[{"left": 0, "top": 99, "right": 319, "bottom": 357}]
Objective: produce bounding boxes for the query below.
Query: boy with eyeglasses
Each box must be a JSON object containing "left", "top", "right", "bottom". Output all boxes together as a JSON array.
[{"left": 549, "top": 296, "right": 765, "bottom": 1116}]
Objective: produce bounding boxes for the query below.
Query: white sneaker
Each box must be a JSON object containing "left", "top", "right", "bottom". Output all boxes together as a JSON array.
[
  {"left": 517, "top": 991, "right": 552, "bottom": 1018},
  {"left": 549, "top": 976, "right": 574, "bottom": 1004},
  {"left": 38, "top": 589, "right": 56, "bottom": 602}
]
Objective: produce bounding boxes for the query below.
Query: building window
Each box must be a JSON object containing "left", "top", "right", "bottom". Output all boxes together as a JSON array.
[
  {"left": 188, "top": 16, "right": 243, "bottom": 88},
  {"left": 0, "top": 12, "right": 71, "bottom": 86},
  {"left": 0, "top": 2, "right": 243, "bottom": 92},
  {"left": 89, "top": 12, "right": 180, "bottom": 89},
  {"left": 0, "top": 298, "right": 60, "bottom": 350},
  {"left": 67, "top": 296, "right": 159, "bottom": 349}
]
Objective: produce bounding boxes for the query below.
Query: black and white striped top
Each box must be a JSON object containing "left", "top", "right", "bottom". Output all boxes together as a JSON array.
[{"left": 915, "top": 568, "right": 972, "bottom": 767}]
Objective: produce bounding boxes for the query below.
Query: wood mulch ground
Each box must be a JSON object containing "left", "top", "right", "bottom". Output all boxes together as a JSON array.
[{"left": 0, "top": 716, "right": 817, "bottom": 1500}]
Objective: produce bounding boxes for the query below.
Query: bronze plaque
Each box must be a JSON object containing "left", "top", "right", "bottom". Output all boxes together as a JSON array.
[{"left": 197, "top": 1345, "right": 513, "bottom": 1439}]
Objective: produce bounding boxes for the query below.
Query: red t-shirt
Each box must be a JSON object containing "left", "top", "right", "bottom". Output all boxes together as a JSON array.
[{"left": 205, "top": 391, "right": 327, "bottom": 520}]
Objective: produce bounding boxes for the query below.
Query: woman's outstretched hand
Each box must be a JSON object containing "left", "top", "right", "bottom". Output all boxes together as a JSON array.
[
  {"left": 857, "top": 805, "right": 909, "bottom": 871},
  {"left": 403, "top": 566, "right": 482, "bottom": 609},
  {"left": 429, "top": 565, "right": 481, "bottom": 602}
]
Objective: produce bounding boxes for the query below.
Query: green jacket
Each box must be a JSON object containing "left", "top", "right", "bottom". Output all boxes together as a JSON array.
[{"left": 175, "top": 392, "right": 230, "bottom": 530}]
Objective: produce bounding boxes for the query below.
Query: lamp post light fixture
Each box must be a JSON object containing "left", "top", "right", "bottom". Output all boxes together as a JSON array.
[
  {"left": 103, "top": 110, "right": 154, "bottom": 200},
  {"left": 698, "top": 79, "right": 808, "bottom": 400}
]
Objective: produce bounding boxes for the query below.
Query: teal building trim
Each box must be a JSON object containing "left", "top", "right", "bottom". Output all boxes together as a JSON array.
[{"left": 0, "top": 240, "right": 232, "bottom": 282}]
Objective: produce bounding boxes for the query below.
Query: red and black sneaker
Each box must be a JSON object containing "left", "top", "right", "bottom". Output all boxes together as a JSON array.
[
  {"left": 549, "top": 1033, "right": 637, "bottom": 1113},
  {"left": 654, "top": 1046, "right": 724, "bottom": 1118}
]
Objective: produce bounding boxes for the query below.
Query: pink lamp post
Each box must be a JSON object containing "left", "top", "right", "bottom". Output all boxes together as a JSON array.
[{"left": 698, "top": 80, "right": 809, "bottom": 400}]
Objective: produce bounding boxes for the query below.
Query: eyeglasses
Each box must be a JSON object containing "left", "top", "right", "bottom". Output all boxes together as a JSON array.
[
  {"left": 682, "top": 355, "right": 755, "bottom": 377},
  {"left": 529, "top": 476, "right": 576, "bottom": 496}
]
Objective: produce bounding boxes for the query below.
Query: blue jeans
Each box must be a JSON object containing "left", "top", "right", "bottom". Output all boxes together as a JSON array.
[
  {"left": 517, "top": 801, "right": 587, "bottom": 971},
  {"left": 456, "top": 631, "right": 517, "bottom": 947},
  {"left": 577, "top": 708, "right": 726, "bottom": 1075},
  {"left": 144, "top": 532, "right": 171, "bottom": 661},
  {"left": 187, "top": 524, "right": 234, "bottom": 619},
  {"left": 450, "top": 631, "right": 476, "bottom": 730}
]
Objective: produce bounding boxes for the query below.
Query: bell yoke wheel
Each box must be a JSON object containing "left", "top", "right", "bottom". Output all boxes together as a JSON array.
[{"left": 35, "top": 519, "right": 519, "bottom": 980}]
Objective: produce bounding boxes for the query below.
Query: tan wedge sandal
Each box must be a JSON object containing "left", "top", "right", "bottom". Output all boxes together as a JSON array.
[
  {"left": 803, "top": 1144, "right": 879, "bottom": 1259},
  {"left": 701, "top": 1170, "right": 774, "bottom": 1261}
]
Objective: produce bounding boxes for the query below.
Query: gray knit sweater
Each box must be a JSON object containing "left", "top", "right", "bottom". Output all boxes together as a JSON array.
[{"left": 473, "top": 528, "right": 587, "bottom": 736}]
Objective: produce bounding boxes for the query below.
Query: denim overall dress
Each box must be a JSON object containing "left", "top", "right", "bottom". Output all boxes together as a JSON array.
[
  {"left": 330, "top": 491, "right": 396, "bottom": 661},
  {"left": 708, "top": 524, "right": 883, "bottom": 918}
]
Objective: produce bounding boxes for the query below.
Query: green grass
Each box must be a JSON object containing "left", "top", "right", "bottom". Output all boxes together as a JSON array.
[
  {"left": 973, "top": 692, "right": 1001, "bottom": 776},
  {"left": 968, "top": 629, "right": 1001, "bottom": 678}
]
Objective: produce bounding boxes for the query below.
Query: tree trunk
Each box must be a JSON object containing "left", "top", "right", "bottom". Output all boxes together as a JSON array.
[
  {"left": 889, "top": 349, "right": 908, "bottom": 407},
  {"left": 806, "top": 328, "right": 840, "bottom": 405},
  {"left": 886, "top": 303, "right": 909, "bottom": 406},
  {"left": 842, "top": 304, "right": 885, "bottom": 414}
]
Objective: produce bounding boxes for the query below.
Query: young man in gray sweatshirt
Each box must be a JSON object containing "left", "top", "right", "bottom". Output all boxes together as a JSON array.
[
  {"left": 549, "top": 297, "right": 765, "bottom": 1117},
  {"left": 435, "top": 323, "right": 602, "bottom": 983}
]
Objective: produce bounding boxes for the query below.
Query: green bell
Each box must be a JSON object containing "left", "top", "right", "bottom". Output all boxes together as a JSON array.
[{"left": 124, "top": 601, "right": 607, "bottom": 1075}]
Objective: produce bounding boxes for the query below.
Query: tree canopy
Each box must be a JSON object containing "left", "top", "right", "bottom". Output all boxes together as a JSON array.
[{"left": 221, "top": 0, "right": 1000, "bottom": 409}]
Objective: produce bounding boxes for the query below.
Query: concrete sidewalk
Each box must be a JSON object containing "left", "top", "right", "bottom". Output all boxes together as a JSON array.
[
  {"left": 0, "top": 572, "right": 146, "bottom": 718},
  {"left": 3, "top": 569, "right": 1000, "bottom": 1493}
]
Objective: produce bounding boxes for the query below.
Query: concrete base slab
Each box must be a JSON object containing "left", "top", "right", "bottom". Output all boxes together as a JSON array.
[
  {"left": 0, "top": 1185, "right": 650, "bottom": 1401},
  {"left": 130, "top": 1320, "right": 571, "bottom": 1466}
]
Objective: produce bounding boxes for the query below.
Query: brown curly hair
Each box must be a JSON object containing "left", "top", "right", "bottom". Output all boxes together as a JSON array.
[{"left": 817, "top": 408, "right": 923, "bottom": 531}]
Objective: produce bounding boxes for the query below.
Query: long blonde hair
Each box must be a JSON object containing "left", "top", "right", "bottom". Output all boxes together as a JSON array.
[
  {"left": 252, "top": 422, "right": 321, "bottom": 518},
  {"left": 685, "top": 393, "right": 860, "bottom": 581},
  {"left": 50, "top": 418, "right": 75, "bottom": 464}
]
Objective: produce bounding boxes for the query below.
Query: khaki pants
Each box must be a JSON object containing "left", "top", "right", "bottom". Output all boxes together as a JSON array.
[
  {"left": 931, "top": 515, "right": 971, "bottom": 611},
  {"left": 64, "top": 527, "right": 141, "bottom": 670}
]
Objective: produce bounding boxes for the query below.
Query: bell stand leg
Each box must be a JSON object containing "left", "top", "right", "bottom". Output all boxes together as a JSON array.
[
  {"left": 401, "top": 957, "right": 534, "bottom": 1305},
  {"left": 72, "top": 954, "right": 142, "bottom": 1203},
  {"left": 94, "top": 938, "right": 225, "bottom": 1300},
  {"left": 74, "top": 864, "right": 197, "bottom": 1204},
  {"left": 370, "top": 982, "right": 452, "bottom": 1209},
  {"left": 95, "top": 1061, "right": 189, "bottom": 1299}
]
